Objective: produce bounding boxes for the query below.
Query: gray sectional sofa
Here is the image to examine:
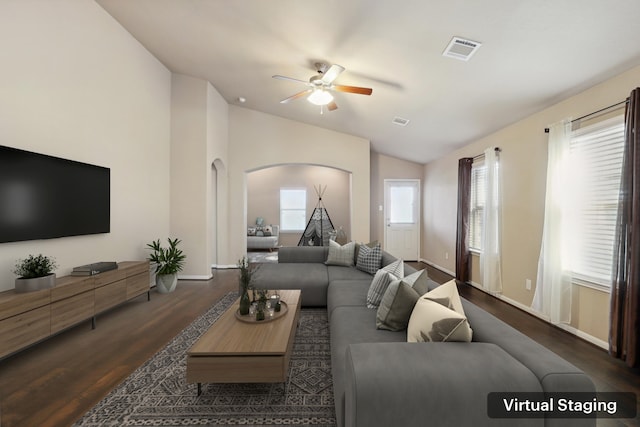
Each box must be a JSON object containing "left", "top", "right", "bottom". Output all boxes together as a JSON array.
[{"left": 252, "top": 246, "right": 596, "bottom": 427}]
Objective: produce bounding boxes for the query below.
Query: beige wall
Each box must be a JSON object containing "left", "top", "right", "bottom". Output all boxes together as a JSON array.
[
  {"left": 228, "top": 106, "right": 370, "bottom": 266},
  {"left": 247, "top": 165, "right": 351, "bottom": 247},
  {"left": 0, "top": 0, "right": 171, "bottom": 292},
  {"left": 370, "top": 152, "right": 424, "bottom": 248},
  {"left": 422, "top": 64, "right": 640, "bottom": 344},
  {"left": 170, "top": 75, "right": 229, "bottom": 278}
]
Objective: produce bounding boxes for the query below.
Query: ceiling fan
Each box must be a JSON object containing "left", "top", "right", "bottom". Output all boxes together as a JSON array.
[{"left": 272, "top": 63, "right": 373, "bottom": 113}]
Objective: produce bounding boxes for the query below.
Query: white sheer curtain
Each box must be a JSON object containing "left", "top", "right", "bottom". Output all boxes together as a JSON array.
[
  {"left": 532, "top": 120, "right": 573, "bottom": 324},
  {"left": 480, "top": 147, "right": 503, "bottom": 293}
]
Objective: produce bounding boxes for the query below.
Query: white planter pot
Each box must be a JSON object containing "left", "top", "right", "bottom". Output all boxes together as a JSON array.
[
  {"left": 149, "top": 262, "right": 158, "bottom": 288},
  {"left": 15, "top": 273, "right": 56, "bottom": 293},
  {"left": 156, "top": 273, "right": 178, "bottom": 293}
]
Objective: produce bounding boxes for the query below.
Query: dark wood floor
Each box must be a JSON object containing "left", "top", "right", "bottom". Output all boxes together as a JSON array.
[{"left": 0, "top": 264, "right": 638, "bottom": 427}]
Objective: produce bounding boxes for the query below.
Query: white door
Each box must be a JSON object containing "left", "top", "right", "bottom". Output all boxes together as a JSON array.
[{"left": 384, "top": 179, "right": 420, "bottom": 261}]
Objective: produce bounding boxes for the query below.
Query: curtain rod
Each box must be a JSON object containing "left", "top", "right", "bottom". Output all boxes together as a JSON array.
[
  {"left": 544, "top": 99, "right": 628, "bottom": 133},
  {"left": 473, "top": 147, "right": 501, "bottom": 160}
]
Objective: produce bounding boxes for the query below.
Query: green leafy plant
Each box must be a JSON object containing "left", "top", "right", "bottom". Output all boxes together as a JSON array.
[
  {"left": 147, "top": 238, "right": 186, "bottom": 275},
  {"left": 237, "top": 256, "right": 254, "bottom": 292},
  {"left": 13, "top": 254, "right": 58, "bottom": 279}
]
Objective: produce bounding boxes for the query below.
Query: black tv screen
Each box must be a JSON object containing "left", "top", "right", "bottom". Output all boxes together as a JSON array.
[{"left": 0, "top": 145, "right": 110, "bottom": 243}]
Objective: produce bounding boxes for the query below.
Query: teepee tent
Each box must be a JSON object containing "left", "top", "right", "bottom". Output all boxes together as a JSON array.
[{"left": 298, "top": 185, "right": 335, "bottom": 246}]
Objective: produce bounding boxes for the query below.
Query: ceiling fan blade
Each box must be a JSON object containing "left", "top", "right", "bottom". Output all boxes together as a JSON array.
[
  {"left": 327, "top": 101, "right": 338, "bottom": 111},
  {"left": 333, "top": 85, "right": 373, "bottom": 95},
  {"left": 280, "top": 89, "right": 312, "bottom": 104},
  {"left": 272, "top": 75, "right": 310, "bottom": 85},
  {"left": 321, "top": 64, "right": 345, "bottom": 84}
]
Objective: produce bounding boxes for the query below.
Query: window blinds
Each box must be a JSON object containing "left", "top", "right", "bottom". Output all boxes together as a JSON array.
[
  {"left": 569, "top": 117, "right": 625, "bottom": 288},
  {"left": 469, "top": 157, "right": 486, "bottom": 251}
]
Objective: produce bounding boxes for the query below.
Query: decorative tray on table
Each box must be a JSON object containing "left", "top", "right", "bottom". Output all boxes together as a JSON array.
[{"left": 235, "top": 301, "right": 288, "bottom": 323}]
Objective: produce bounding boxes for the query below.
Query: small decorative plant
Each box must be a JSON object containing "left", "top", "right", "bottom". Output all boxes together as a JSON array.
[
  {"left": 237, "top": 256, "right": 253, "bottom": 293},
  {"left": 14, "top": 254, "right": 58, "bottom": 279},
  {"left": 237, "top": 256, "right": 258, "bottom": 315},
  {"left": 146, "top": 238, "right": 186, "bottom": 275}
]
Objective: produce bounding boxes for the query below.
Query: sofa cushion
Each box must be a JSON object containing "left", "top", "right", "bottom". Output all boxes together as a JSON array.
[
  {"left": 278, "top": 246, "right": 328, "bottom": 263},
  {"left": 327, "top": 265, "right": 373, "bottom": 282},
  {"left": 326, "top": 240, "right": 356, "bottom": 267},
  {"left": 327, "top": 280, "right": 371, "bottom": 317},
  {"left": 251, "top": 263, "right": 328, "bottom": 306},
  {"left": 376, "top": 278, "right": 420, "bottom": 331},
  {"left": 344, "top": 343, "right": 544, "bottom": 427},
  {"left": 366, "top": 259, "right": 404, "bottom": 309}
]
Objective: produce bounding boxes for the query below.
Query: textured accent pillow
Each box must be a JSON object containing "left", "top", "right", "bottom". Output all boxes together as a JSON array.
[
  {"left": 356, "top": 243, "right": 382, "bottom": 274},
  {"left": 263, "top": 225, "right": 273, "bottom": 236},
  {"left": 354, "top": 240, "right": 379, "bottom": 264},
  {"left": 407, "top": 280, "right": 473, "bottom": 342},
  {"left": 247, "top": 227, "right": 256, "bottom": 236},
  {"left": 325, "top": 240, "right": 356, "bottom": 267},
  {"left": 376, "top": 278, "right": 420, "bottom": 331},
  {"left": 366, "top": 259, "right": 404, "bottom": 308}
]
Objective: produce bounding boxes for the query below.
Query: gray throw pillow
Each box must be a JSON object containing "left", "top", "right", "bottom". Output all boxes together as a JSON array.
[
  {"left": 376, "top": 278, "right": 420, "bottom": 331},
  {"left": 325, "top": 240, "right": 355, "bottom": 267},
  {"left": 366, "top": 259, "right": 404, "bottom": 308},
  {"left": 401, "top": 269, "right": 431, "bottom": 295}
]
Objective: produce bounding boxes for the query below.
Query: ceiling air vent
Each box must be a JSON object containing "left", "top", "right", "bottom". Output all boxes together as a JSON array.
[
  {"left": 392, "top": 116, "right": 410, "bottom": 127},
  {"left": 442, "top": 37, "right": 482, "bottom": 61}
]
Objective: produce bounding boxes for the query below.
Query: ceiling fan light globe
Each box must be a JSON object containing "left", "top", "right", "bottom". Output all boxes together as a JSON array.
[{"left": 307, "top": 89, "right": 333, "bottom": 106}]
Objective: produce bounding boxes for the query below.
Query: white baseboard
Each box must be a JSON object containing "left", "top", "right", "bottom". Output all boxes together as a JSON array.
[
  {"left": 419, "top": 259, "right": 455, "bottom": 277},
  {"left": 211, "top": 264, "right": 238, "bottom": 269},
  {"left": 178, "top": 274, "right": 213, "bottom": 281}
]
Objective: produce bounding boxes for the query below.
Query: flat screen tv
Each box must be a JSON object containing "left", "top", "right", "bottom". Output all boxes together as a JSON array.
[{"left": 0, "top": 145, "right": 110, "bottom": 243}]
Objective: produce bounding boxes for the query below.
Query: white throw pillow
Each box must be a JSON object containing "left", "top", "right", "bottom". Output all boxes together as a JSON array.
[
  {"left": 407, "top": 279, "right": 473, "bottom": 343},
  {"left": 423, "top": 279, "right": 466, "bottom": 316}
]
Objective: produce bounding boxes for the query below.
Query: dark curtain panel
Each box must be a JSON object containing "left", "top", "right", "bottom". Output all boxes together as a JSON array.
[
  {"left": 610, "top": 88, "right": 640, "bottom": 368},
  {"left": 456, "top": 158, "right": 473, "bottom": 282}
]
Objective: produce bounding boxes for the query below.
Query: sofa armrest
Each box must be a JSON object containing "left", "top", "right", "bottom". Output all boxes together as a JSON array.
[
  {"left": 278, "top": 246, "right": 328, "bottom": 263},
  {"left": 344, "top": 342, "right": 592, "bottom": 427}
]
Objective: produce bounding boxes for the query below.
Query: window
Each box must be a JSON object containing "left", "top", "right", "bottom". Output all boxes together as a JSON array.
[
  {"left": 469, "top": 157, "right": 486, "bottom": 252},
  {"left": 280, "top": 188, "right": 306, "bottom": 231},
  {"left": 567, "top": 117, "right": 625, "bottom": 288},
  {"left": 389, "top": 185, "right": 416, "bottom": 224}
]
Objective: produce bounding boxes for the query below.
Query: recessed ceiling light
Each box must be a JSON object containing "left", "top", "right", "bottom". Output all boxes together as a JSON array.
[
  {"left": 392, "top": 116, "right": 410, "bottom": 127},
  {"left": 238, "top": 97, "right": 247, "bottom": 103},
  {"left": 442, "top": 37, "right": 482, "bottom": 61}
]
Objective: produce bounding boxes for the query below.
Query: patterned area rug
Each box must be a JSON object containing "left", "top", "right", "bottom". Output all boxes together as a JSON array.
[{"left": 74, "top": 292, "right": 336, "bottom": 426}]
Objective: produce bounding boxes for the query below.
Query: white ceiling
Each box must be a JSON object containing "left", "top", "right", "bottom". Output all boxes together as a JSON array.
[{"left": 96, "top": 0, "right": 640, "bottom": 164}]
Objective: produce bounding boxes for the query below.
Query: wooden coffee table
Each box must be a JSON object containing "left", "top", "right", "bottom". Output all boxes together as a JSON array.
[{"left": 186, "top": 289, "right": 301, "bottom": 395}]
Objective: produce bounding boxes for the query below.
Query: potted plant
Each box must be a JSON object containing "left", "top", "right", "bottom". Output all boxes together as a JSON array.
[
  {"left": 147, "top": 238, "right": 186, "bottom": 293},
  {"left": 13, "top": 254, "right": 58, "bottom": 293}
]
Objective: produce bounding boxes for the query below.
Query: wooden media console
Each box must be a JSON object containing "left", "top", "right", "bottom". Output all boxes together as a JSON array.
[{"left": 0, "top": 261, "right": 150, "bottom": 359}]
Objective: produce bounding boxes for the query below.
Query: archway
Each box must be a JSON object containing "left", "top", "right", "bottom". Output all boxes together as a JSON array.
[{"left": 246, "top": 163, "right": 352, "bottom": 249}]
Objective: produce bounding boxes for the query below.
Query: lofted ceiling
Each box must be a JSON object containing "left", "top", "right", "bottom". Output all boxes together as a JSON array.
[{"left": 96, "top": 0, "right": 640, "bottom": 164}]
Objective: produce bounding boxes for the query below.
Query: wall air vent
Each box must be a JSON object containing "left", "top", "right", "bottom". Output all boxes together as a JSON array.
[
  {"left": 442, "top": 37, "right": 482, "bottom": 61},
  {"left": 392, "top": 116, "right": 410, "bottom": 127}
]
